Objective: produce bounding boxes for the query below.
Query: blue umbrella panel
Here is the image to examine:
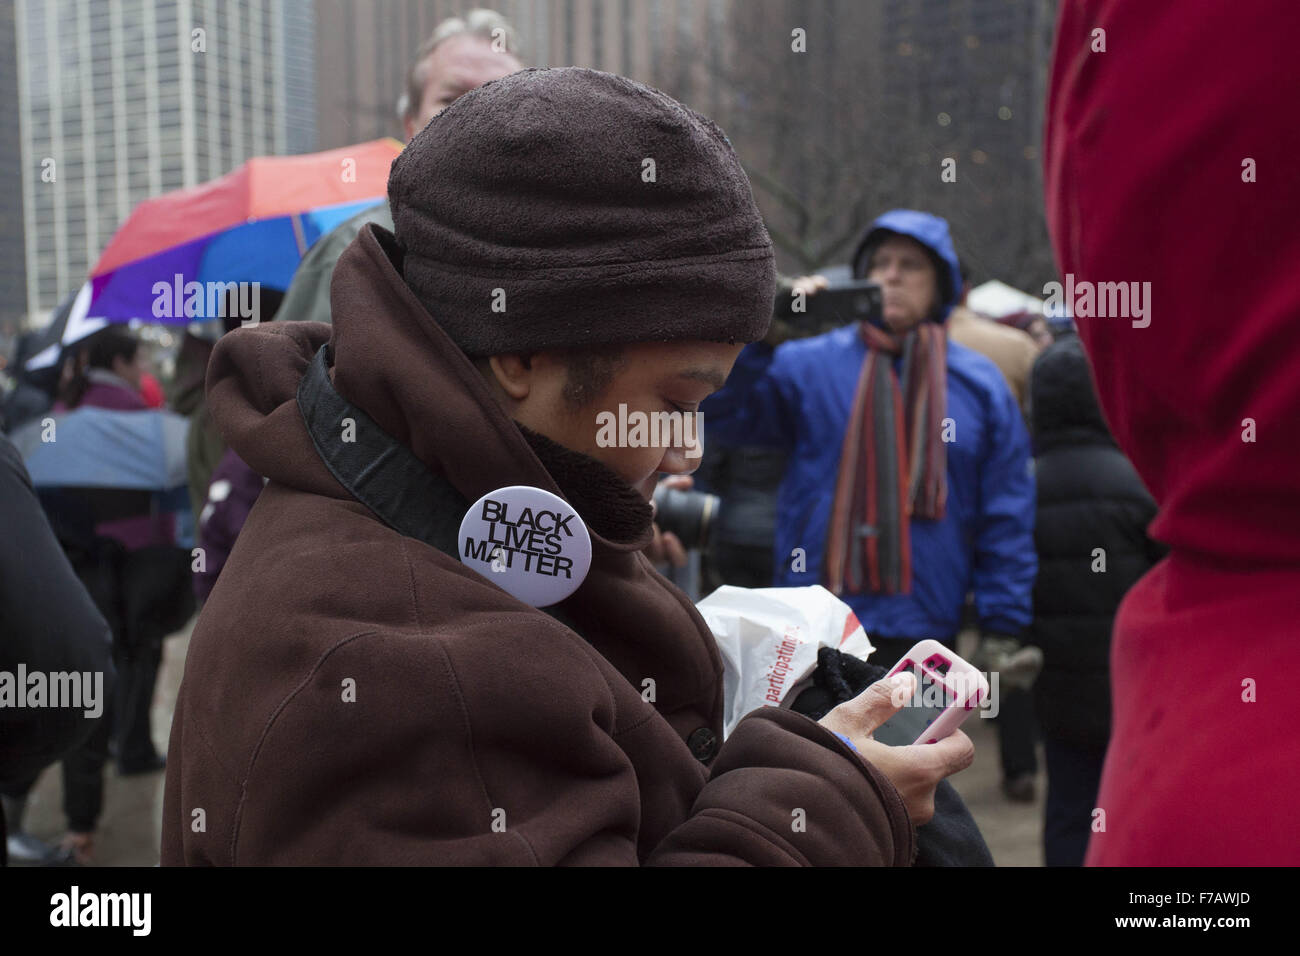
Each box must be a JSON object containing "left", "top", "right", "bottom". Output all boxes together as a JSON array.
[{"left": 12, "top": 407, "right": 190, "bottom": 492}]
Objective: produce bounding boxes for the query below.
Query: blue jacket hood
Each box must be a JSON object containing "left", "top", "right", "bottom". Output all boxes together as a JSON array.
[{"left": 850, "top": 209, "right": 962, "bottom": 321}]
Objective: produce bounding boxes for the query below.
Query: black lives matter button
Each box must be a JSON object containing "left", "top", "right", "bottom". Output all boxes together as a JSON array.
[{"left": 458, "top": 485, "right": 592, "bottom": 607}]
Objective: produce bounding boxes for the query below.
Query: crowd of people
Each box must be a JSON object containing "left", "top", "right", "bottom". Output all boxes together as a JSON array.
[{"left": 3, "top": 3, "right": 1294, "bottom": 868}]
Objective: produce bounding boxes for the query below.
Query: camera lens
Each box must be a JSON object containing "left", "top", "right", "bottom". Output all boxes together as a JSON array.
[{"left": 652, "top": 486, "right": 719, "bottom": 551}]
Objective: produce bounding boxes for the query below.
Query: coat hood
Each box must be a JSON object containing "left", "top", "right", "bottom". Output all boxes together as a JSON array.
[
  {"left": 1045, "top": 0, "right": 1300, "bottom": 566},
  {"left": 204, "top": 222, "right": 733, "bottom": 736},
  {"left": 1041, "top": 0, "right": 1300, "bottom": 868},
  {"left": 1029, "top": 334, "right": 1112, "bottom": 448},
  {"left": 849, "top": 209, "right": 962, "bottom": 321}
]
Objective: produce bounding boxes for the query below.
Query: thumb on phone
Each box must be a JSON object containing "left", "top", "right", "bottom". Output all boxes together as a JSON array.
[
  {"left": 864, "top": 671, "right": 916, "bottom": 735},
  {"left": 819, "top": 671, "right": 915, "bottom": 741}
]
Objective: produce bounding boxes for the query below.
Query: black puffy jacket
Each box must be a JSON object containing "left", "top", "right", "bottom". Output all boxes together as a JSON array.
[
  {"left": 0, "top": 434, "right": 116, "bottom": 788},
  {"left": 1027, "top": 336, "right": 1164, "bottom": 752}
]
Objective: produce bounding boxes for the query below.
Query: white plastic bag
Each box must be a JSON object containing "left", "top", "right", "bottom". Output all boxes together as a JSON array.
[{"left": 696, "top": 585, "right": 874, "bottom": 738}]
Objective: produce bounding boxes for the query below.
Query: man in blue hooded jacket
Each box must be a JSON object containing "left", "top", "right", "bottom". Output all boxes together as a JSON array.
[{"left": 704, "top": 210, "right": 1036, "bottom": 674}]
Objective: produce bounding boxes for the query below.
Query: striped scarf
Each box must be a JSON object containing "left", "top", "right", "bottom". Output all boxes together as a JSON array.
[{"left": 825, "top": 320, "right": 947, "bottom": 596}]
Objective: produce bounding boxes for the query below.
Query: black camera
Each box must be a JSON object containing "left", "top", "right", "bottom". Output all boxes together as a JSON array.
[
  {"left": 775, "top": 279, "right": 884, "bottom": 329},
  {"left": 652, "top": 485, "right": 719, "bottom": 551}
]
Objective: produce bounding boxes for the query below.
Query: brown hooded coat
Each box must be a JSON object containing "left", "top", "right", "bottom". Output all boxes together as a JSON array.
[{"left": 160, "top": 224, "right": 916, "bottom": 866}]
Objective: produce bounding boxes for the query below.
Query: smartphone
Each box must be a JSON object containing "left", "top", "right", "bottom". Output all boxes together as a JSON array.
[
  {"left": 871, "top": 640, "right": 989, "bottom": 746},
  {"left": 775, "top": 279, "right": 885, "bottom": 329}
]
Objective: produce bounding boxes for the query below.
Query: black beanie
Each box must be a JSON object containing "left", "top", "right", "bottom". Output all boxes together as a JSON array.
[{"left": 387, "top": 67, "right": 776, "bottom": 357}]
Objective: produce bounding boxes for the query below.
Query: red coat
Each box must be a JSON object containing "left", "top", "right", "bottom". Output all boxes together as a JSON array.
[{"left": 1045, "top": 1, "right": 1300, "bottom": 864}]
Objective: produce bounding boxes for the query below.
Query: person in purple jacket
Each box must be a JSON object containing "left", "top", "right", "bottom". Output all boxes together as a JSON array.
[
  {"left": 45, "top": 326, "right": 190, "bottom": 862},
  {"left": 55, "top": 327, "right": 148, "bottom": 412},
  {"left": 193, "top": 448, "right": 266, "bottom": 603},
  {"left": 56, "top": 328, "right": 176, "bottom": 551}
]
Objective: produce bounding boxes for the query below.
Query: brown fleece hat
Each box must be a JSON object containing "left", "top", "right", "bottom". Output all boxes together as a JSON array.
[{"left": 387, "top": 67, "right": 775, "bottom": 357}]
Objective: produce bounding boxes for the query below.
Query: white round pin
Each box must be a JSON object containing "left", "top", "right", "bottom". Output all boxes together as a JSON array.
[{"left": 458, "top": 485, "right": 592, "bottom": 607}]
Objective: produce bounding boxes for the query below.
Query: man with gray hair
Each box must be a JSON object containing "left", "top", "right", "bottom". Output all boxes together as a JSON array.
[
  {"left": 277, "top": 9, "right": 524, "bottom": 326},
  {"left": 397, "top": 8, "right": 522, "bottom": 136},
  {"left": 184, "top": 11, "right": 524, "bottom": 609}
]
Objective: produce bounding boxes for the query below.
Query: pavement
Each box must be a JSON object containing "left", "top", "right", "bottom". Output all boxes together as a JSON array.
[
  {"left": 17, "top": 621, "right": 1049, "bottom": 866},
  {"left": 16, "top": 622, "right": 189, "bottom": 867}
]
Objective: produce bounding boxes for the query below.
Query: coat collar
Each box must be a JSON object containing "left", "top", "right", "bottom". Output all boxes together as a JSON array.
[{"left": 320, "top": 223, "right": 724, "bottom": 733}]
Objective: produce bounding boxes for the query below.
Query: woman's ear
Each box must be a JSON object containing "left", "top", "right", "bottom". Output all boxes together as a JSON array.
[{"left": 487, "top": 353, "right": 533, "bottom": 401}]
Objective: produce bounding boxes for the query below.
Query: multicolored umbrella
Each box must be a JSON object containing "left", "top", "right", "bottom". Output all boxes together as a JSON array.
[
  {"left": 10, "top": 405, "right": 193, "bottom": 522},
  {"left": 87, "top": 138, "right": 403, "bottom": 323},
  {"left": 11, "top": 406, "right": 190, "bottom": 491},
  {"left": 23, "top": 283, "right": 106, "bottom": 371}
]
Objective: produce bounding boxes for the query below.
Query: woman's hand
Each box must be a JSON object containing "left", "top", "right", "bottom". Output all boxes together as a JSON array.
[
  {"left": 790, "top": 274, "right": 830, "bottom": 297},
  {"left": 819, "top": 672, "right": 975, "bottom": 825},
  {"left": 644, "top": 475, "right": 692, "bottom": 568}
]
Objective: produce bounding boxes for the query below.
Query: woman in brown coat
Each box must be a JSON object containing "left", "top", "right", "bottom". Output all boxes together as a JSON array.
[{"left": 161, "top": 68, "right": 972, "bottom": 866}]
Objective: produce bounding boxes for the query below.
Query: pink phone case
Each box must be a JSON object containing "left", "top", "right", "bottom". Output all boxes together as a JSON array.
[{"left": 884, "top": 639, "right": 989, "bottom": 745}]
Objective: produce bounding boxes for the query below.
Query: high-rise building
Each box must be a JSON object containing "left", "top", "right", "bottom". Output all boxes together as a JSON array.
[
  {"left": 0, "top": 1, "right": 27, "bottom": 331},
  {"left": 3, "top": 0, "right": 1063, "bottom": 329},
  {"left": 10, "top": 0, "right": 316, "bottom": 326},
  {"left": 311, "top": 0, "right": 735, "bottom": 150}
]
